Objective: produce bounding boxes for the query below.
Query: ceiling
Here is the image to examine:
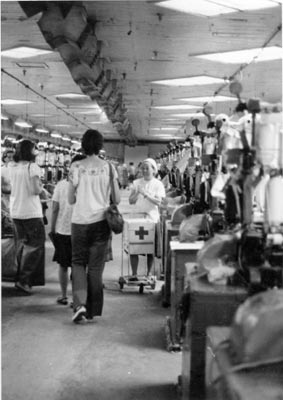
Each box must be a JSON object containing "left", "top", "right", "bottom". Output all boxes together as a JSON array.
[{"left": 1, "top": 0, "right": 282, "bottom": 147}]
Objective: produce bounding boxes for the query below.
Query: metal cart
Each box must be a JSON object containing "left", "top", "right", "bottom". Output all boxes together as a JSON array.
[{"left": 119, "top": 213, "right": 157, "bottom": 293}]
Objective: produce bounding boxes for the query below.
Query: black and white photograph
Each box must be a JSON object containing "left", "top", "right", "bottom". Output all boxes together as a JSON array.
[{"left": 1, "top": 1, "right": 283, "bottom": 399}]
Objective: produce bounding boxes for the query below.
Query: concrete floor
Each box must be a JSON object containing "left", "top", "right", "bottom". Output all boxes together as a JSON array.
[{"left": 2, "top": 190, "right": 184, "bottom": 400}]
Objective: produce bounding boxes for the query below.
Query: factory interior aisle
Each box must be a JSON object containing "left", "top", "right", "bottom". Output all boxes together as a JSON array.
[{"left": 2, "top": 189, "right": 183, "bottom": 400}]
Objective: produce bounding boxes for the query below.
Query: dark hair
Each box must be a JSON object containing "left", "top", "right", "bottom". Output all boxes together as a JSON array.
[
  {"left": 14, "top": 140, "right": 36, "bottom": 162},
  {"left": 235, "top": 102, "right": 248, "bottom": 113},
  {"left": 70, "top": 154, "right": 86, "bottom": 165},
  {"left": 81, "top": 129, "right": 104, "bottom": 155}
]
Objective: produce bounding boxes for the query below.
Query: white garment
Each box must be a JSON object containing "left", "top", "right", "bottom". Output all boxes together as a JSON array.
[
  {"left": 9, "top": 162, "right": 43, "bottom": 219},
  {"left": 132, "top": 177, "right": 166, "bottom": 223},
  {"left": 70, "top": 160, "right": 118, "bottom": 225},
  {"left": 52, "top": 179, "right": 73, "bottom": 235}
]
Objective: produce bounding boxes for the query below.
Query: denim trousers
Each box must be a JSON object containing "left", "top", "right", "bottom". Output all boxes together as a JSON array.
[
  {"left": 71, "top": 220, "right": 110, "bottom": 317},
  {"left": 13, "top": 218, "right": 46, "bottom": 287}
]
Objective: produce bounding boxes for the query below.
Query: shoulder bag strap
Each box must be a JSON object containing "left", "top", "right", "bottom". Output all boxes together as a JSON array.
[{"left": 108, "top": 161, "right": 117, "bottom": 205}]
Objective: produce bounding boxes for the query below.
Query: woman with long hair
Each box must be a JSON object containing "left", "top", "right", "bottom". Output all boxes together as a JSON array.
[
  {"left": 8, "top": 140, "right": 45, "bottom": 295},
  {"left": 68, "top": 130, "right": 120, "bottom": 323}
]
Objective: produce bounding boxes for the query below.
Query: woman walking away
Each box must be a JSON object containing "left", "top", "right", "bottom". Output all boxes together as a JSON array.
[
  {"left": 68, "top": 129, "right": 120, "bottom": 323},
  {"left": 50, "top": 155, "right": 86, "bottom": 306},
  {"left": 128, "top": 158, "right": 165, "bottom": 279},
  {"left": 8, "top": 140, "right": 45, "bottom": 295}
]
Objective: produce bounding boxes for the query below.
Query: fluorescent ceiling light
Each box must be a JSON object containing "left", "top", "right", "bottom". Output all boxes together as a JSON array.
[
  {"left": 50, "top": 124, "right": 71, "bottom": 127},
  {"left": 62, "top": 136, "right": 71, "bottom": 141},
  {"left": 1, "top": 111, "right": 9, "bottom": 120},
  {"left": 172, "top": 113, "right": 206, "bottom": 118},
  {"left": 151, "top": 127, "right": 180, "bottom": 131},
  {"left": 71, "top": 139, "right": 81, "bottom": 144},
  {"left": 196, "top": 46, "right": 282, "bottom": 63},
  {"left": 1, "top": 99, "right": 33, "bottom": 105},
  {"left": 215, "top": 0, "right": 280, "bottom": 11},
  {"left": 1, "top": 46, "right": 53, "bottom": 59},
  {"left": 151, "top": 76, "right": 225, "bottom": 86},
  {"left": 156, "top": 0, "right": 235, "bottom": 17},
  {"left": 56, "top": 93, "right": 90, "bottom": 100},
  {"left": 76, "top": 110, "right": 102, "bottom": 115},
  {"left": 153, "top": 105, "right": 202, "bottom": 110},
  {"left": 156, "top": 0, "right": 278, "bottom": 17},
  {"left": 35, "top": 125, "right": 49, "bottom": 133},
  {"left": 178, "top": 95, "right": 238, "bottom": 102},
  {"left": 14, "top": 117, "right": 33, "bottom": 128},
  {"left": 31, "top": 114, "right": 53, "bottom": 118},
  {"left": 51, "top": 131, "right": 62, "bottom": 138}
]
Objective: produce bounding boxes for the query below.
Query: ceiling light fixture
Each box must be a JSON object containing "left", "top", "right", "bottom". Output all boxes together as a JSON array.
[
  {"left": 35, "top": 125, "right": 49, "bottom": 133},
  {"left": 1, "top": 46, "right": 53, "bottom": 59},
  {"left": 156, "top": 0, "right": 278, "bottom": 17},
  {"left": 1, "top": 99, "right": 33, "bottom": 105},
  {"left": 178, "top": 95, "right": 238, "bottom": 102},
  {"left": 1, "top": 110, "right": 9, "bottom": 120},
  {"left": 50, "top": 130, "right": 62, "bottom": 138},
  {"left": 50, "top": 124, "right": 71, "bottom": 127},
  {"left": 62, "top": 136, "right": 71, "bottom": 141},
  {"left": 153, "top": 105, "right": 202, "bottom": 110},
  {"left": 14, "top": 117, "right": 33, "bottom": 128},
  {"left": 151, "top": 75, "right": 225, "bottom": 86},
  {"left": 56, "top": 93, "right": 91, "bottom": 100},
  {"left": 150, "top": 127, "right": 180, "bottom": 131},
  {"left": 196, "top": 46, "right": 282, "bottom": 63},
  {"left": 172, "top": 113, "right": 206, "bottom": 118}
]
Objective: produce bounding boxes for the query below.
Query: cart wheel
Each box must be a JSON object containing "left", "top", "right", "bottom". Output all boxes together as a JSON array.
[
  {"left": 118, "top": 277, "right": 125, "bottom": 290},
  {"left": 139, "top": 284, "right": 144, "bottom": 294}
]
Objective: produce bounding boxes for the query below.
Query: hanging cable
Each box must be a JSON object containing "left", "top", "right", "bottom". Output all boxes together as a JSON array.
[{"left": 1, "top": 68, "right": 93, "bottom": 130}]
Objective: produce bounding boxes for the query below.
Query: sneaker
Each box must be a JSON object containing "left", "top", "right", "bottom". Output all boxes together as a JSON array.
[
  {"left": 72, "top": 305, "right": 87, "bottom": 323},
  {"left": 15, "top": 281, "right": 32, "bottom": 295},
  {"left": 57, "top": 296, "right": 68, "bottom": 305}
]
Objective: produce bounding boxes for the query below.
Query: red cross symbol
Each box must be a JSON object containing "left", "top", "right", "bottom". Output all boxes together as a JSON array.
[{"left": 135, "top": 226, "right": 149, "bottom": 240}]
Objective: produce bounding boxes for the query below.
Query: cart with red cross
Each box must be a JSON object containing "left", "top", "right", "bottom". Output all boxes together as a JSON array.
[{"left": 119, "top": 213, "right": 157, "bottom": 293}]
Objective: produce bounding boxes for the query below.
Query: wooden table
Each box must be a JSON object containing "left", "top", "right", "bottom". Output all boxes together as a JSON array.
[{"left": 181, "top": 276, "right": 248, "bottom": 399}]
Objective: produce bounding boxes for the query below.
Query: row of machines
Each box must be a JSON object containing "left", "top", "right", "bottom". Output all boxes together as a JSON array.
[{"left": 157, "top": 89, "right": 283, "bottom": 399}]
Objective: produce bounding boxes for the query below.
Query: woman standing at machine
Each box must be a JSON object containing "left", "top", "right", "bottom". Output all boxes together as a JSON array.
[{"left": 128, "top": 158, "right": 166, "bottom": 279}]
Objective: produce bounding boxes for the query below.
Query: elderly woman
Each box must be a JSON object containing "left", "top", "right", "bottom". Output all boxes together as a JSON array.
[
  {"left": 128, "top": 158, "right": 165, "bottom": 280},
  {"left": 68, "top": 129, "right": 120, "bottom": 323}
]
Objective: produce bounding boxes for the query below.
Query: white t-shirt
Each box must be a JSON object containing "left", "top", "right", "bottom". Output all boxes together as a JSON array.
[
  {"left": 132, "top": 177, "right": 166, "bottom": 223},
  {"left": 70, "top": 159, "right": 118, "bottom": 225},
  {"left": 9, "top": 162, "right": 43, "bottom": 219},
  {"left": 52, "top": 179, "right": 73, "bottom": 235}
]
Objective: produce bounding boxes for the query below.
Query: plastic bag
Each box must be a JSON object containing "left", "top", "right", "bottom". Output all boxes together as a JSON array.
[
  {"left": 229, "top": 289, "right": 283, "bottom": 364},
  {"left": 179, "top": 214, "right": 207, "bottom": 242}
]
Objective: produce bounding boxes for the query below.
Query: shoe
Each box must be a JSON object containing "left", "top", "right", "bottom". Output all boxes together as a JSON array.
[
  {"left": 57, "top": 296, "right": 68, "bottom": 305},
  {"left": 15, "top": 281, "right": 32, "bottom": 295},
  {"left": 128, "top": 276, "right": 139, "bottom": 282},
  {"left": 72, "top": 305, "right": 87, "bottom": 323}
]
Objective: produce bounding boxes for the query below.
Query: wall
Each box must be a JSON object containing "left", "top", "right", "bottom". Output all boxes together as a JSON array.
[
  {"left": 147, "top": 143, "right": 168, "bottom": 158},
  {"left": 124, "top": 145, "right": 149, "bottom": 166},
  {"left": 104, "top": 142, "right": 124, "bottom": 161}
]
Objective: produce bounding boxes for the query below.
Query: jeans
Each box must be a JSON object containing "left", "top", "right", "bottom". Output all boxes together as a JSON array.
[
  {"left": 71, "top": 220, "right": 110, "bottom": 317},
  {"left": 13, "top": 218, "right": 46, "bottom": 286}
]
